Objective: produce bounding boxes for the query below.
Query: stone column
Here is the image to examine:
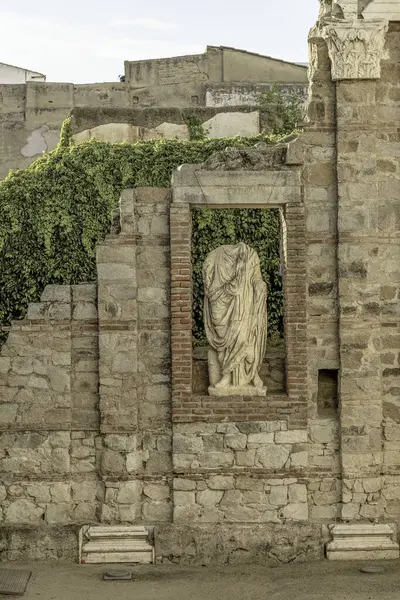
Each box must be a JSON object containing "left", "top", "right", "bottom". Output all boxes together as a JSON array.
[
  {"left": 306, "top": 19, "right": 342, "bottom": 521},
  {"left": 336, "top": 76, "right": 384, "bottom": 520},
  {"left": 316, "top": 17, "right": 389, "bottom": 520}
]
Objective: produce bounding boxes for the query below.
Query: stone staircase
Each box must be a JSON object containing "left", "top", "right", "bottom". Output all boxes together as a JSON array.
[{"left": 80, "top": 526, "right": 154, "bottom": 564}]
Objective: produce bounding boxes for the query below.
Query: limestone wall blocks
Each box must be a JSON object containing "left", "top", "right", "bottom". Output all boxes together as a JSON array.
[
  {"left": 173, "top": 422, "right": 308, "bottom": 470},
  {"left": 172, "top": 476, "right": 309, "bottom": 523}
]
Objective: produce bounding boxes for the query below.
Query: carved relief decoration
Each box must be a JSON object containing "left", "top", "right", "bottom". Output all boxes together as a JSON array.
[
  {"left": 308, "top": 41, "right": 319, "bottom": 82},
  {"left": 322, "top": 20, "right": 389, "bottom": 80}
]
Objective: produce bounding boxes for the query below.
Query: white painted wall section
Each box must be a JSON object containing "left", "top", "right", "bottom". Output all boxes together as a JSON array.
[
  {"left": 203, "top": 111, "right": 260, "bottom": 138},
  {"left": 0, "top": 63, "right": 45, "bottom": 83}
]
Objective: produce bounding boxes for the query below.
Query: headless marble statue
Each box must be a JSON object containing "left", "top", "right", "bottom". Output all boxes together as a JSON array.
[{"left": 203, "top": 242, "right": 268, "bottom": 397}]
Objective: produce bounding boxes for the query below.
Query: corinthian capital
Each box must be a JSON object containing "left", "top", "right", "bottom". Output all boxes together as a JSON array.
[{"left": 310, "top": 19, "right": 389, "bottom": 81}]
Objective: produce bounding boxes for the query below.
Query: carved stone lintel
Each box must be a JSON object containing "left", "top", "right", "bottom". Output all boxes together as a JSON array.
[{"left": 311, "top": 19, "right": 389, "bottom": 81}]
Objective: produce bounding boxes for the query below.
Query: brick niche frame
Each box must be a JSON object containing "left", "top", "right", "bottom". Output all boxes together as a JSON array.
[{"left": 170, "top": 166, "right": 307, "bottom": 427}]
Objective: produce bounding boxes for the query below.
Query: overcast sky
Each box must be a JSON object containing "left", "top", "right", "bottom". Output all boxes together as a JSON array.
[{"left": 0, "top": 0, "right": 319, "bottom": 83}]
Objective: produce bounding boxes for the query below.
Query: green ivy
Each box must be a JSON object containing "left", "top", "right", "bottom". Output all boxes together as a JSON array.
[
  {"left": 258, "top": 83, "right": 304, "bottom": 135},
  {"left": 184, "top": 115, "right": 207, "bottom": 141},
  {"left": 0, "top": 120, "right": 285, "bottom": 347}
]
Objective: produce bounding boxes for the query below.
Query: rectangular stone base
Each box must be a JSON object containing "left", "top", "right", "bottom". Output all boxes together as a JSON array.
[
  {"left": 83, "top": 550, "right": 154, "bottom": 564},
  {"left": 326, "top": 524, "right": 399, "bottom": 561},
  {"left": 328, "top": 549, "right": 399, "bottom": 561},
  {"left": 80, "top": 526, "right": 154, "bottom": 564},
  {"left": 208, "top": 385, "right": 267, "bottom": 397}
]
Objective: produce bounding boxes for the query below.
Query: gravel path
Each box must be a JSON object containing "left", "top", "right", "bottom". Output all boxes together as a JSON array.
[{"left": 2, "top": 560, "right": 400, "bottom": 600}]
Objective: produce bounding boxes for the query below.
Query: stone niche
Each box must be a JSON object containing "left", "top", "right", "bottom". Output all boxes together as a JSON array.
[
  {"left": 191, "top": 202, "right": 286, "bottom": 398},
  {"left": 170, "top": 140, "right": 308, "bottom": 425}
]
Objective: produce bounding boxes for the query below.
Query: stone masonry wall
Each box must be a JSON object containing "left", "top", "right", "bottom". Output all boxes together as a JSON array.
[
  {"left": 0, "top": 189, "right": 175, "bottom": 560},
  {"left": 0, "top": 284, "right": 102, "bottom": 539},
  {"left": 0, "top": 182, "right": 335, "bottom": 563},
  {"left": 302, "top": 18, "right": 341, "bottom": 526},
  {"left": 376, "top": 23, "right": 400, "bottom": 524},
  {"left": 173, "top": 421, "right": 308, "bottom": 524},
  {"left": 0, "top": 14, "right": 400, "bottom": 563},
  {"left": 305, "top": 11, "right": 400, "bottom": 532},
  {"left": 96, "top": 188, "right": 173, "bottom": 527}
]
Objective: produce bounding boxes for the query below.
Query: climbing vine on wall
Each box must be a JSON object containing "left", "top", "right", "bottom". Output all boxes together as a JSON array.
[
  {"left": 192, "top": 208, "right": 283, "bottom": 346},
  {"left": 258, "top": 84, "right": 305, "bottom": 135},
  {"left": 0, "top": 118, "right": 286, "bottom": 347},
  {"left": 184, "top": 115, "right": 207, "bottom": 141}
]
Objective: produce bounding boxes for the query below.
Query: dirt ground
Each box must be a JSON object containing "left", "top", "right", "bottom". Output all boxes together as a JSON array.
[{"left": 2, "top": 560, "right": 400, "bottom": 600}]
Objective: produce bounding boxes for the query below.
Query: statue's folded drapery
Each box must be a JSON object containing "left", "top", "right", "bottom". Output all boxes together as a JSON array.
[{"left": 203, "top": 242, "right": 267, "bottom": 388}]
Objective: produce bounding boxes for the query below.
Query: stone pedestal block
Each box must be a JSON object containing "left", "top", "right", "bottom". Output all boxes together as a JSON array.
[
  {"left": 326, "top": 524, "right": 399, "bottom": 560},
  {"left": 208, "top": 385, "right": 267, "bottom": 397},
  {"left": 80, "top": 525, "right": 154, "bottom": 564}
]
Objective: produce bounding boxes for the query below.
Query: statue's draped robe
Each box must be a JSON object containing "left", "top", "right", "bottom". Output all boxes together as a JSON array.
[{"left": 203, "top": 243, "right": 267, "bottom": 387}]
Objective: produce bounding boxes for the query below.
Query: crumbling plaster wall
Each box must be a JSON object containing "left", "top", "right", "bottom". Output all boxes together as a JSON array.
[
  {"left": 70, "top": 108, "right": 262, "bottom": 145},
  {"left": 0, "top": 47, "right": 308, "bottom": 180},
  {"left": 0, "top": 79, "right": 307, "bottom": 181}
]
